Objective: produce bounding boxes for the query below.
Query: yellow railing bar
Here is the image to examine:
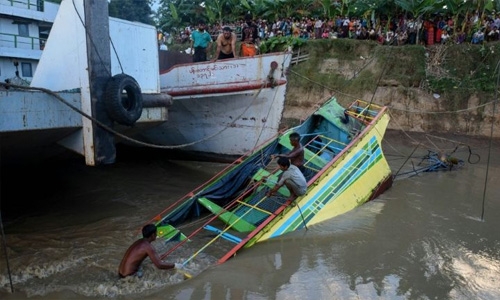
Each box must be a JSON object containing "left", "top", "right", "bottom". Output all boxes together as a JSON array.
[
  {"left": 235, "top": 200, "right": 273, "bottom": 215},
  {"left": 183, "top": 190, "right": 282, "bottom": 265}
]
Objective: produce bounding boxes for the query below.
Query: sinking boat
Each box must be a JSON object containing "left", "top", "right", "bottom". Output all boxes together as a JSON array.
[
  {"left": 0, "top": 0, "right": 291, "bottom": 166},
  {"left": 145, "top": 96, "right": 393, "bottom": 274}
]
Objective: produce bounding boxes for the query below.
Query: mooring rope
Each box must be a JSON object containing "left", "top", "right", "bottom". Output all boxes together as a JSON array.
[
  {"left": 480, "top": 59, "right": 500, "bottom": 221},
  {"left": 0, "top": 80, "right": 266, "bottom": 150}
]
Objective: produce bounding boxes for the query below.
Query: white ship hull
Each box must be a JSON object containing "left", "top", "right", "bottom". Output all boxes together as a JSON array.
[
  {"left": 0, "top": 0, "right": 292, "bottom": 165},
  {"left": 137, "top": 52, "right": 291, "bottom": 157}
]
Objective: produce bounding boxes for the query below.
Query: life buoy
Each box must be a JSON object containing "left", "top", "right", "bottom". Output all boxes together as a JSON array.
[{"left": 104, "top": 74, "right": 143, "bottom": 126}]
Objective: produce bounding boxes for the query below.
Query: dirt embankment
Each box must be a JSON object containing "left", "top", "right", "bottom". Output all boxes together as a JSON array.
[{"left": 281, "top": 40, "right": 500, "bottom": 138}]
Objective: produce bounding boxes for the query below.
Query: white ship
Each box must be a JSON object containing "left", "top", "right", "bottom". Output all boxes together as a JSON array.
[{"left": 0, "top": 0, "right": 291, "bottom": 166}]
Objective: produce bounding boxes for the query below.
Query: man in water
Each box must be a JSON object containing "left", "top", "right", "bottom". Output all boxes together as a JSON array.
[
  {"left": 118, "top": 224, "right": 181, "bottom": 278},
  {"left": 213, "top": 26, "right": 238, "bottom": 61},
  {"left": 266, "top": 157, "right": 307, "bottom": 202},
  {"left": 272, "top": 132, "right": 305, "bottom": 172}
]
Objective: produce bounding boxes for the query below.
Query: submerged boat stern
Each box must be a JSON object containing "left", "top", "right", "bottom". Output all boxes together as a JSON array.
[{"left": 248, "top": 100, "right": 393, "bottom": 243}]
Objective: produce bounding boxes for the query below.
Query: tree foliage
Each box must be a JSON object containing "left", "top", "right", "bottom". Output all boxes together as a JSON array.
[{"left": 109, "top": 0, "right": 154, "bottom": 25}]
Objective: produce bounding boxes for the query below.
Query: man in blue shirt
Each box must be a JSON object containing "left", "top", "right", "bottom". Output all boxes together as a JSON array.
[{"left": 190, "top": 22, "right": 212, "bottom": 62}]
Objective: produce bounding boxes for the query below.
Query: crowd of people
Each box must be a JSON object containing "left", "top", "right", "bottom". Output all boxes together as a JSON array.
[
  {"left": 255, "top": 13, "right": 500, "bottom": 45},
  {"left": 159, "top": 11, "right": 500, "bottom": 53},
  {"left": 169, "top": 13, "right": 260, "bottom": 62}
]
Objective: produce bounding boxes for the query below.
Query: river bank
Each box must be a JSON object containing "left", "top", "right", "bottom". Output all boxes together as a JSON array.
[{"left": 282, "top": 39, "right": 499, "bottom": 138}]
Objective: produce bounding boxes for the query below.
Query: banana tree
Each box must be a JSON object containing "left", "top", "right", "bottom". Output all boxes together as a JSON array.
[
  {"left": 204, "top": 0, "right": 227, "bottom": 25},
  {"left": 315, "top": 0, "right": 334, "bottom": 19},
  {"left": 261, "top": 0, "right": 281, "bottom": 22},
  {"left": 157, "top": 0, "right": 183, "bottom": 32}
]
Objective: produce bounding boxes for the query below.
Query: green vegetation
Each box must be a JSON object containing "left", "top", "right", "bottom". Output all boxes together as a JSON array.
[
  {"left": 427, "top": 42, "right": 500, "bottom": 113},
  {"left": 287, "top": 39, "right": 426, "bottom": 96},
  {"left": 156, "top": 0, "right": 500, "bottom": 32},
  {"left": 259, "top": 36, "right": 306, "bottom": 53},
  {"left": 285, "top": 38, "right": 498, "bottom": 116},
  {"left": 101, "top": 0, "right": 500, "bottom": 41},
  {"left": 109, "top": 0, "right": 154, "bottom": 25}
]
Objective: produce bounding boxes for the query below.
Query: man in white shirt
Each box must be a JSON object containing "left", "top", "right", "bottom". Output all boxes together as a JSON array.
[
  {"left": 314, "top": 18, "right": 323, "bottom": 39},
  {"left": 267, "top": 157, "right": 307, "bottom": 202}
]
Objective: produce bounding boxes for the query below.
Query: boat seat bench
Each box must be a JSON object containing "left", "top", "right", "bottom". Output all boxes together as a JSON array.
[
  {"left": 197, "top": 167, "right": 298, "bottom": 232},
  {"left": 198, "top": 188, "right": 287, "bottom": 232}
]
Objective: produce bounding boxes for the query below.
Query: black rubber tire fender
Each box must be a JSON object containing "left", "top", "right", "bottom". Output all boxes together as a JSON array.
[{"left": 104, "top": 74, "right": 143, "bottom": 126}]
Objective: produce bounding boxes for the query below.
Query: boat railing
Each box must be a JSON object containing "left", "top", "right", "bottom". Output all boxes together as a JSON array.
[
  {"left": 145, "top": 134, "right": 282, "bottom": 227},
  {"left": 346, "top": 100, "right": 383, "bottom": 124},
  {"left": 3, "top": 0, "right": 44, "bottom": 11},
  {"left": 302, "top": 134, "right": 350, "bottom": 171},
  {"left": 158, "top": 168, "right": 288, "bottom": 263},
  {"left": 156, "top": 131, "right": 361, "bottom": 265}
]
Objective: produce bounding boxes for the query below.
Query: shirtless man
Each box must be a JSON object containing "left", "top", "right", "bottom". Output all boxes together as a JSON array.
[
  {"left": 118, "top": 224, "right": 180, "bottom": 278},
  {"left": 213, "top": 26, "right": 237, "bottom": 61},
  {"left": 273, "top": 132, "right": 305, "bottom": 172}
]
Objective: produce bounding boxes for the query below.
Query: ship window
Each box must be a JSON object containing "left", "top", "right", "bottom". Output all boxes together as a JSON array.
[
  {"left": 19, "top": 24, "right": 29, "bottom": 37},
  {"left": 21, "top": 63, "right": 32, "bottom": 77}
]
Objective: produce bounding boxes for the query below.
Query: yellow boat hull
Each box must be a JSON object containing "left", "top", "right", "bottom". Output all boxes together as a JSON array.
[{"left": 250, "top": 111, "right": 392, "bottom": 244}]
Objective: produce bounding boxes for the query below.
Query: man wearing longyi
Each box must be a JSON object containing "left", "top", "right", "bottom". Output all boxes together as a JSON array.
[
  {"left": 240, "top": 13, "right": 259, "bottom": 56},
  {"left": 118, "top": 224, "right": 182, "bottom": 278}
]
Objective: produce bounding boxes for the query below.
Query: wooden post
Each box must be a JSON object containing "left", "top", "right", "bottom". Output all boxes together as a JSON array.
[{"left": 84, "top": 0, "right": 115, "bottom": 165}]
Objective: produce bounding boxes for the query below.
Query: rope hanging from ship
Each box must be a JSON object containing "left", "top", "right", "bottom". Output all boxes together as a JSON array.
[
  {"left": 0, "top": 80, "right": 277, "bottom": 150},
  {"left": 480, "top": 58, "right": 500, "bottom": 221}
]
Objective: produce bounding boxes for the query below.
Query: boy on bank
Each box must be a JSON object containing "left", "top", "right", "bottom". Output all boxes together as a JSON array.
[
  {"left": 266, "top": 157, "right": 307, "bottom": 202},
  {"left": 118, "top": 224, "right": 182, "bottom": 278}
]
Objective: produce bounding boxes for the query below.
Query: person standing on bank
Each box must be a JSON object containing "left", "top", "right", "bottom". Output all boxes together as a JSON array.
[
  {"left": 240, "top": 13, "right": 259, "bottom": 57},
  {"left": 190, "top": 21, "right": 212, "bottom": 62},
  {"left": 266, "top": 157, "right": 307, "bottom": 202},
  {"left": 118, "top": 224, "right": 182, "bottom": 278},
  {"left": 213, "top": 26, "right": 238, "bottom": 61}
]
